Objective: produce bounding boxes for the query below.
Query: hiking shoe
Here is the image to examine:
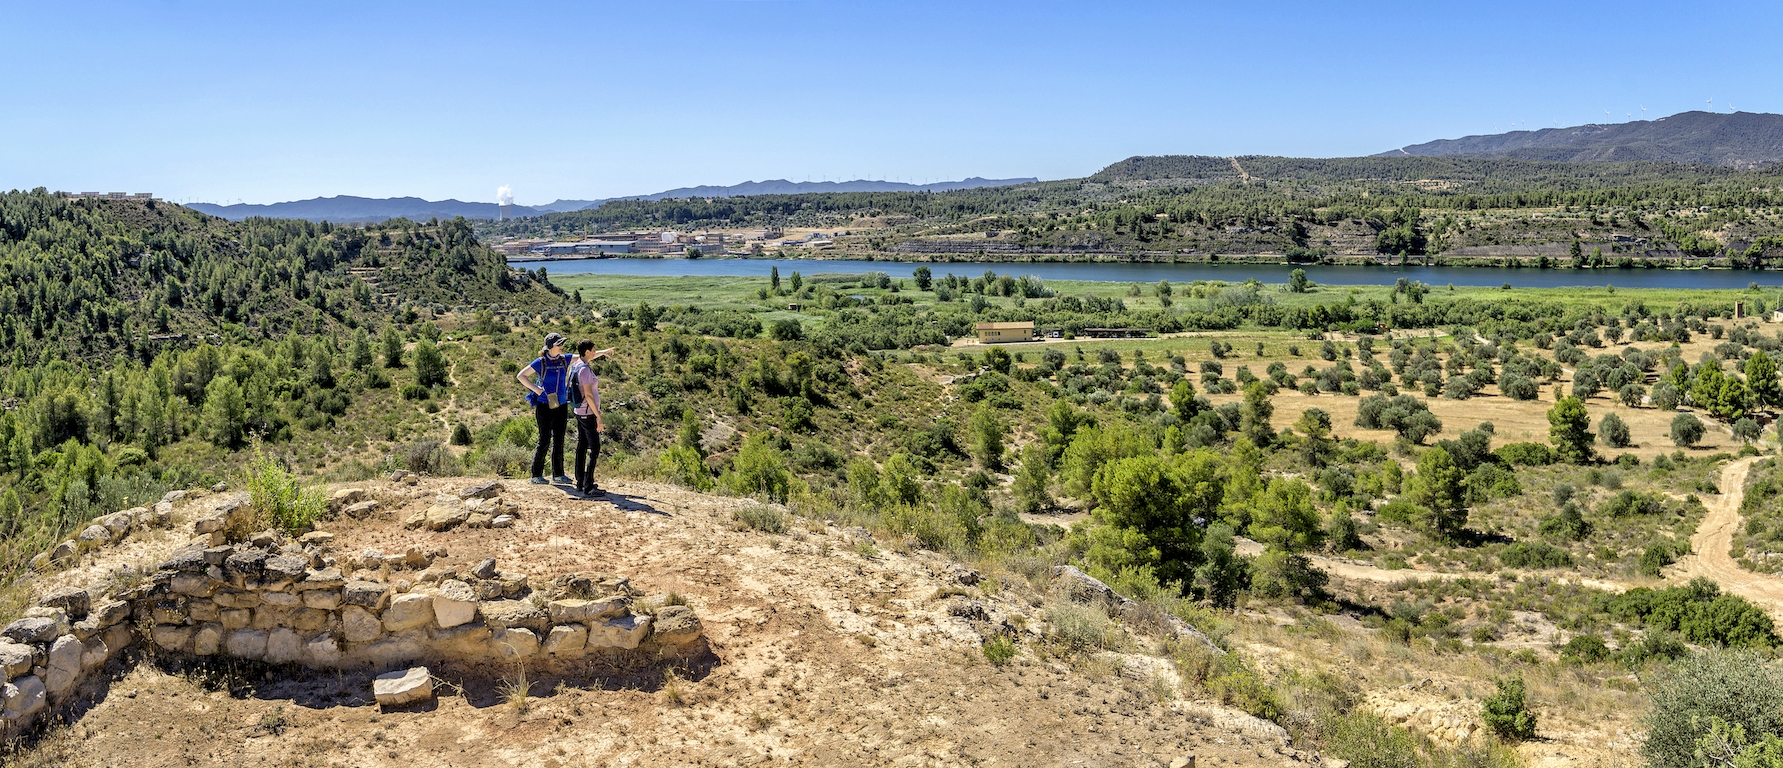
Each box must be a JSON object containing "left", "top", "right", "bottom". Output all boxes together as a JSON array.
[
  {"left": 529, "top": 477, "right": 549, "bottom": 485},
  {"left": 551, "top": 475, "right": 574, "bottom": 485}
]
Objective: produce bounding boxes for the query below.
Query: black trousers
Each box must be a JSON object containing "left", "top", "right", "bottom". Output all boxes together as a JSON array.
[
  {"left": 532, "top": 403, "right": 568, "bottom": 478},
  {"left": 575, "top": 413, "right": 601, "bottom": 491}
]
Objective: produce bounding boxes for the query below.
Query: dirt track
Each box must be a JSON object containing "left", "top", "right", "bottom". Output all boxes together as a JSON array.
[{"left": 1673, "top": 455, "right": 1783, "bottom": 622}]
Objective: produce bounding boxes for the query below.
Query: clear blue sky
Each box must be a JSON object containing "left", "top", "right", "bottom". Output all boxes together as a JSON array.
[{"left": 4, "top": 1, "right": 1778, "bottom": 205}]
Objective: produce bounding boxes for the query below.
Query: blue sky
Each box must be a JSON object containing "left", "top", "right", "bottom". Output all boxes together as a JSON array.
[{"left": 4, "top": 1, "right": 1778, "bottom": 205}]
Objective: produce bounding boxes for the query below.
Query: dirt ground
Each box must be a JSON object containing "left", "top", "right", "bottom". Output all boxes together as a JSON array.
[{"left": 21, "top": 478, "right": 1295, "bottom": 768}]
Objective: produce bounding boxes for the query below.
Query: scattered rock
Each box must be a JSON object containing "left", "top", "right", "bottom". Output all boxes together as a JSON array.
[
  {"left": 329, "top": 488, "right": 368, "bottom": 513},
  {"left": 373, "top": 666, "right": 433, "bottom": 708},
  {"left": 342, "top": 500, "right": 381, "bottom": 518},
  {"left": 389, "top": 470, "right": 410, "bottom": 482},
  {"left": 212, "top": 482, "right": 229, "bottom": 493},
  {"left": 491, "top": 516, "right": 515, "bottom": 529},
  {"left": 298, "top": 531, "right": 335, "bottom": 546},
  {"left": 424, "top": 505, "right": 470, "bottom": 532},
  {"left": 160, "top": 490, "right": 188, "bottom": 505},
  {"left": 949, "top": 564, "right": 982, "bottom": 586},
  {"left": 547, "top": 597, "right": 628, "bottom": 624},
  {"left": 0, "top": 643, "right": 35, "bottom": 679},
  {"left": 76, "top": 525, "right": 111, "bottom": 545},
  {"left": 470, "top": 558, "right": 498, "bottom": 580},
  {"left": 459, "top": 481, "right": 504, "bottom": 500},
  {"left": 49, "top": 540, "right": 77, "bottom": 565}
]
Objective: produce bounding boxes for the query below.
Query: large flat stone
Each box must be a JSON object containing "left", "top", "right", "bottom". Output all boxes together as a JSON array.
[
  {"left": 152, "top": 625, "right": 193, "bottom": 653},
  {"left": 424, "top": 505, "right": 470, "bottom": 532},
  {"left": 44, "top": 636, "right": 82, "bottom": 699},
  {"left": 478, "top": 600, "right": 546, "bottom": 632},
  {"left": 342, "top": 580, "right": 389, "bottom": 609},
  {"left": 547, "top": 597, "right": 627, "bottom": 624},
  {"left": 39, "top": 587, "right": 90, "bottom": 619},
  {"left": 373, "top": 667, "right": 433, "bottom": 708},
  {"left": 459, "top": 481, "right": 504, "bottom": 500},
  {"left": 492, "top": 628, "right": 539, "bottom": 661}
]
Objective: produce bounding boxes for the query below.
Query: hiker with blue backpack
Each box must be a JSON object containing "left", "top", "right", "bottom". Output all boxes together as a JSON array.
[
  {"left": 516, "top": 332, "right": 578, "bottom": 485},
  {"left": 569, "top": 339, "right": 614, "bottom": 495}
]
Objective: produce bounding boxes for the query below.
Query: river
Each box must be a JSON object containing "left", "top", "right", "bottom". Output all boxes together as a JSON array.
[{"left": 511, "top": 256, "right": 1783, "bottom": 290}]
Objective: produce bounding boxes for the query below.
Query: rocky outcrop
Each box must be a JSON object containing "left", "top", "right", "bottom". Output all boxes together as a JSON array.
[{"left": 1051, "top": 566, "right": 1223, "bottom": 655}]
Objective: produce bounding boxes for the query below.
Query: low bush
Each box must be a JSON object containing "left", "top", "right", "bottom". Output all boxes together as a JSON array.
[
  {"left": 1481, "top": 677, "right": 1537, "bottom": 741},
  {"left": 1499, "top": 541, "right": 1573, "bottom": 569},
  {"left": 1642, "top": 650, "right": 1783, "bottom": 768},
  {"left": 244, "top": 448, "right": 327, "bottom": 536},
  {"left": 733, "top": 504, "right": 786, "bottom": 533}
]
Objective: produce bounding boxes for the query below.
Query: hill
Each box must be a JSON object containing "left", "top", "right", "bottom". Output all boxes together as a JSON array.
[
  {"left": 188, "top": 196, "right": 547, "bottom": 223},
  {"left": 0, "top": 191, "right": 565, "bottom": 365},
  {"left": 194, "top": 179, "right": 1038, "bottom": 223},
  {"left": 1378, "top": 111, "right": 1783, "bottom": 168}
]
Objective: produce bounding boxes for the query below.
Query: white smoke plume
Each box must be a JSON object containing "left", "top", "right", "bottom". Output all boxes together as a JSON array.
[{"left": 496, "top": 185, "right": 514, "bottom": 206}]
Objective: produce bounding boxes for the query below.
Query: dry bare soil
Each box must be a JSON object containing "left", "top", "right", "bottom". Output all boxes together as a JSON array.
[{"left": 23, "top": 478, "right": 1293, "bottom": 768}]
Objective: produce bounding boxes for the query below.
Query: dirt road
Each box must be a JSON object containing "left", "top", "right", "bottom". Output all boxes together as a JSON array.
[{"left": 1672, "top": 455, "right": 1783, "bottom": 622}]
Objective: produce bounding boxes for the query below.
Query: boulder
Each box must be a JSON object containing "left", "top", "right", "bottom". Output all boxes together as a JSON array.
[
  {"left": 2, "top": 618, "right": 61, "bottom": 645},
  {"left": 383, "top": 593, "right": 435, "bottom": 632},
  {"left": 470, "top": 558, "right": 498, "bottom": 580},
  {"left": 98, "top": 512, "right": 132, "bottom": 538},
  {"left": 225, "top": 629, "right": 270, "bottom": 660},
  {"left": 459, "top": 481, "right": 504, "bottom": 500},
  {"left": 464, "top": 513, "right": 493, "bottom": 529},
  {"left": 192, "top": 624, "right": 224, "bottom": 656},
  {"left": 160, "top": 490, "right": 188, "bottom": 505},
  {"left": 79, "top": 636, "right": 108, "bottom": 671},
  {"left": 478, "top": 600, "right": 547, "bottom": 632},
  {"left": 548, "top": 597, "right": 628, "bottom": 624},
  {"left": 492, "top": 628, "right": 540, "bottom": 661},
  {"left": 342, "top": 606, "right": 383, "bottom": 643},
  {"left": 491, "top": 515, "right": 516, "bottom": 529},
  {"left": 424, "top": 505, "right": 470, "bottom": 532},
  {"left": 265, "top": 628, "right": 303, "bottom": 664},
  {"left": 2, "top": 676, "right": 46, "bottom": 721},
  {"left": 77, "top": 524, "right": 111, "bottom": 545},
  {"left": 544, "top": 624, "right": 589, "bottom": 657},
  {"left": 432, "top": 581, "right": 478, "bottom": 629},
  {"left": 0, "top": 643, "right": 35, "bottom": 680},
  {"left": 151, "top": 501, "right": 174, "bottom": 526},
  {"left": 389, "top": 470, "right": 410, "bottom": 482},
  {"left": 152, "top": 625, "right": 194, "bottom": 654},
  {"left": 297, "top": 530, "right": 335, "bottom": 546},
  {"left": 403, "top": 512, "right": 427, "bottom": 530},
  {"left": 39, "top": 587, "right": 91, "bottom": 619},
  {"left": 373, "top": 667, "right": 433, "bottom": 708},
  {"left": 306, "top": 634, "right": 342, "bottom": 666},
  {"left": 651, "top": 605, "right": 703, "bottom": 647},
  {"left": 49, "top": 540, "right": 77, "bottom": 565},
  {"left": 43, "top": 636, "right": 82, "bottom": 699},
  {"left": 587, "top": 614, "right": 652, "bottom": 650},
  {"left": 342, "top": 500, "right": 381, "bottom": 519},
  {"left": 92, "top": 601, "right": 131, "bottom": 627}
]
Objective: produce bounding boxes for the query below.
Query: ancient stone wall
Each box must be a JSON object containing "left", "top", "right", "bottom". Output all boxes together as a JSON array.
[{"left": 0, "top": 480, "right": 705, "bottom": 739}]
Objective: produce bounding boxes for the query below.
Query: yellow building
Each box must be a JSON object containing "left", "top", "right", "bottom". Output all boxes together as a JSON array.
[{"left": 975, "top": 321, "right": 1035, "bottom": 343}]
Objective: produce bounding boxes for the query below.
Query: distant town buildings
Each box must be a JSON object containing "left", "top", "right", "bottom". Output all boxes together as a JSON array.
[{"left": 491, "top": 231, "right": 726, "bottom": 258}]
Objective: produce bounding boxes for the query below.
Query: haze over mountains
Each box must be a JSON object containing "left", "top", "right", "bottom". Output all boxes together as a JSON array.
[
  {"left": 1379, "top": 110, "right": 1783, "bottom": 168},
  {"left": 189, "top": 177, "right": 1038, "bottom": 223}
]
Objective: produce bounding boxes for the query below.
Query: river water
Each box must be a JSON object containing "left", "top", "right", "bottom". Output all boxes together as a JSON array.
[{"left": 511, "top": 257, "right": 1783, "bottom": 290}]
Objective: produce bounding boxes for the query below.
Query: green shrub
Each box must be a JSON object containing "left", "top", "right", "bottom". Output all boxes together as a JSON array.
[
  {"left": 1499, "top": 541, "right": 1574, "bottom": 569},
  {"left": 658, "top": 446, "right": 715, "bottom": 491},
  {"left": 1606, "top": 579, "right": 1778, "bottom": 648},
  {"left": 732, "top": 504, "right": 785, "bottom": 533},
  {"left": 1493, "top": 441, "right": 1556, "bottom": 466},
  {"left": 1207, "top": 654, "right": 1283, "bottom": 723},
  {"left": 1481, "top": 677, "right": 1537, "bottom": 740},
  {"left": 1639, "top": 543, "right": 1677, "bottom": 576},
  {"left": 1560, "top": 634, "right": 1610, "bottom": 664},
  {"left": 1048, "top": 602, "right": 1119, "bottom": 653},
  {"left": 244, "top": 448, "right": 327, "bottom": 536},
  {"left": 982, "top": 635, "right": 1018, "bottom": 666},
  {"left": 449, "top": 422, "right": 473, "bottom": 446},
  {"left": 721, "top": 434, "right": 793, "bottom": 502},
  {"left": 477, "top": 442, "right": 530, "bottom": 478},
  {"left": 1642, "top": 650, "right": 1783, "bottom": 768}
]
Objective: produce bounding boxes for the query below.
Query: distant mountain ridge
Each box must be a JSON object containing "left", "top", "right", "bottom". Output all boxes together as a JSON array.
[
  {"left": 1378, "top": 110, "right": 1783, "bottom": 168},
  {"left": 193, "top": 177, "right": 1038, "bottom": 222}
]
